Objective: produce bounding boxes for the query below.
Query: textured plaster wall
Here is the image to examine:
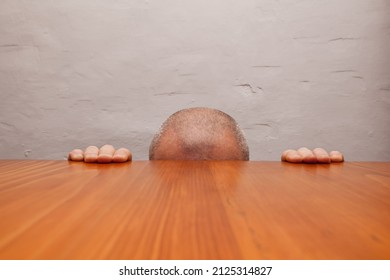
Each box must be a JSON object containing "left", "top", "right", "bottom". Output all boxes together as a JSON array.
[{"left": 0, "top": 0, "right": 389, "bottom": 161}]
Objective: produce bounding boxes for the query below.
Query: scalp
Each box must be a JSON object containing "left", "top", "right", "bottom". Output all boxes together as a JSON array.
[{"left": 149, "top": 107, "right": 249, "bottom": 160}]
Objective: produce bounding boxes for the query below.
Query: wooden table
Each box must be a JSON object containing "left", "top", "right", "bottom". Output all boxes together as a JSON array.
[{"left": 0, "top": 160, "right": 389, "bottom": 260}]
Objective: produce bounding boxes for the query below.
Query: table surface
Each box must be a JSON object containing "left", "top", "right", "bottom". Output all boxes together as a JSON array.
[{"left": 0, "top": 160, "right": 389, "bottom": 260}]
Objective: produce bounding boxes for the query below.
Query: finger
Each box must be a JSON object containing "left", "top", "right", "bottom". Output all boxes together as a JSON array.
[
  {"left": 281, "top": 149, "right": 294, "bottom": 161},
  {"left": 112, "top": 148, "right": 132, "bottom": 163},
  {"left": 298, "top": 147, "right": 317, "bottom": 163},
  {"left": 313, "top": 148, "right": 331, "bottom": 164},
  {"left": 330, "top": 151, "right": 344, "bottom": 162},
  {"left": 84, "top": 146, "right": 99, "bottom": 163},
  {"left": 98, "top": 144, "right": 115, "bottom": 163},
  {"left": 284, "top": 150, "right": 304, "bottom": 163},
  {"left": 68, "top": 149, "right": 84, "bottom": 161}
]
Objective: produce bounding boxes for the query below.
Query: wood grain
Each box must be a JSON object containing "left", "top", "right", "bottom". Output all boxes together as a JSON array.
[{"left": 0, "top": 160, "right": 389, "bottom": 259}]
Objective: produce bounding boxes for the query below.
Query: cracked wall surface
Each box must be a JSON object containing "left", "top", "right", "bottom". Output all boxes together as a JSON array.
[{"left": 0, "top": 0, "right": 389, "bottom": 161}]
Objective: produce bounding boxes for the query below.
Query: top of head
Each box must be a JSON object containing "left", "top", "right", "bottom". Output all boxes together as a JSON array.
[{"left": 149, "top": 107, "right": 249, "bottom": 160}]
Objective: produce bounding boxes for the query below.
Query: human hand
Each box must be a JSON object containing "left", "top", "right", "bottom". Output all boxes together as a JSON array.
[
  {"left": 281, "top": 147, "right": 343, "bottom": 163},
  {"left": 68, "top": 144, "right": 132, "bottom": 163}
]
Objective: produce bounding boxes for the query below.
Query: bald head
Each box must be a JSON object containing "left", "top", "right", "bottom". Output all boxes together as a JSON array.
[{"left": 149, "top": 107, "right": 249, "bottom": 160}]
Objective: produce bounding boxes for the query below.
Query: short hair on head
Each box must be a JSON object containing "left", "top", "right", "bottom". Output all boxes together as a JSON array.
[{"left": 149, "top": 107, "right": 249, "bottom": 160}]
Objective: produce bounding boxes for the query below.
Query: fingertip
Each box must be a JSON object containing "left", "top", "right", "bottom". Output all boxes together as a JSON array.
[
  {"left": 97, "top": 145, "right": 115, "bottom": 163},
  {"left": 281, "top": 149, "right": 295, "bottom": 161},
  {"left": 100, "top": 144, "right": 115, "bottom": 150},
  {"left": 285, "top": 151, "right": 304, "bottom": 163},
  {"left": 69, "top": 153, "right": 84, "bottom": 162},
  {"left": 84, "top": 154, "right": 98, "bottom": 163},
  {"left": 68, "top": 149, "right": 84, "bottom": 161},
  {"left": 313, "top": 148, "right": 331, "bottom": 164},
  {"left": 316, "top": 155, "right": 331, "bottom": 164},
  {"left": 112, "top": 148, "right": 132, "bottom": 163},
  {"left": 302, "top": 155, "right": 317, "bottom": 163},
  {"left": 298, "top": 147, "right": 317, "bottom": 163},
  {"left": 330, "top": 151, "right": 344, "bottom": 163},
  {"left": 112, "top": 155, "right": 131, "bottom": 163},
  {"left": 97, "top": 154, "right": 113, "bottom": 163},
  {"left": 85, "top": 146, "right": 99, "bottom": 153}
]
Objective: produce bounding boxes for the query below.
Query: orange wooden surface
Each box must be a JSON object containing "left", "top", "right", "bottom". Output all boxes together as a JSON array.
[{"left": 0, "top": 160, "right": 389, "bottom": 260}]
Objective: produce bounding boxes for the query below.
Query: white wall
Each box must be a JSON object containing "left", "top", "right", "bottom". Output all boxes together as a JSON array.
[{"left": 0, "top": 0, "right": 389, "bottom": 161}]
